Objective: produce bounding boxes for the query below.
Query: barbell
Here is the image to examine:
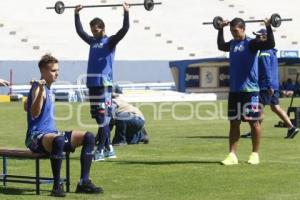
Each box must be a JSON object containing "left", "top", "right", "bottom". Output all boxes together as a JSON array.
[
  {"left": 46, "top": 0, "right": 162, "bottom": 14},
  {"left": 202, "top": 13, "right": 292, "bottom": 30}
]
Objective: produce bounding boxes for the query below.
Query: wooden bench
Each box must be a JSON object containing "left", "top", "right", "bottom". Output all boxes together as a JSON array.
[{"left": 0, "top": 148, "right": 70, "bottom": 195}]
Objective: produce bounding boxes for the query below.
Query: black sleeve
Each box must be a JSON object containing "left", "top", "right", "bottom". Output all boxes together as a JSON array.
[
  {"left": 217, "top": 29, "right": 230, "bottom": 52},
  {"left": 75, "top": 13, "right": 93, "bottom": 45},
  {"left": 108, "top": 11, "right": 129, "bottom": 50},
  {"left": 249, "top": 25, "right": 275, "bottom": 52}
]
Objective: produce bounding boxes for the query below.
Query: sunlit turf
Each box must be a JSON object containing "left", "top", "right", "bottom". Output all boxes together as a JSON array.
[{"left": 0, "top": 98, "right": 300, "bottom": 200}]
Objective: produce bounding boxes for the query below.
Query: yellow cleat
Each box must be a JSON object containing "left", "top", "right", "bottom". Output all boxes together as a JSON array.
[
  {"left": 221, "top": 152, "right": 238, "bottom": 165},
  {"left": 247, "top": 152, "right": 260, "bottom": 165}
]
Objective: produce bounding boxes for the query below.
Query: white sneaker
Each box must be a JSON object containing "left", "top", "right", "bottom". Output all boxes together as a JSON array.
[
  {"left": 104, "top": 150, "right": 117, "bottom": 159},
  {"left": 93, "top": 150, "right": 105, "bottom": 162},
  {"left": 247, "top": 152, "right": 260, "bottom": 165},
  {"left": 221, "top": 152, "right": 238, "bottom": 165}
]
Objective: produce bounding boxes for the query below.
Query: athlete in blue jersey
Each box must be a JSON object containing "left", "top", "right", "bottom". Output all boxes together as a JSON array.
[
  {"left": 241, "top": 29, "right": 299, "bottom": 139},
  {"left": 217, "top": 17, "right": 275, "bottom": 165},
  {"left": 25, "top": 55, "right": 102, "bottom": 197},
  {"left": 74, "top": 2, "right": 129, "bottom": 161}
]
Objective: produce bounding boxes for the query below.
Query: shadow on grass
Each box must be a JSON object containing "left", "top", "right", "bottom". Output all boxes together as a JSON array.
[
  {"left": 110, "top": 160, "right": 220, "bottom": 165},
  {"left": 0, "top": 187, "right": 49, "bottom": 195},
  {"left": 0, "top": 187, "right": 78, "bottom": 196},
  {"left": 176, "top": 135, "right": 228, "bottom": 139}
]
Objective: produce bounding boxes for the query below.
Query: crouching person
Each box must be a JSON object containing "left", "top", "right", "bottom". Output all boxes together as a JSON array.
[
  {"left": 111, "top": 95, "right": 149, "bottom": 145},
  {"left": 25, "top": 54, "right": 102, "bottom": 197}
]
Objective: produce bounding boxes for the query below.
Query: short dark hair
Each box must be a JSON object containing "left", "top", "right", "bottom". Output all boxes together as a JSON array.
[
  {"left": 230, "top": 18, "right": 245, "bottom": 29},
  {"left": 90, "top": 18, "right": 105, "bottom": 29},
  {"left": 38, "top": 54, "right": 58, "bottom": 70}
]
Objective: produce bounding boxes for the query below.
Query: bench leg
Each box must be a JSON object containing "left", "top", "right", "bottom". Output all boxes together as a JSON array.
[
  {"left": 35, "top": 158, "right": 40, "bottom": 195},
  {"left": 66, "top": 153, "right": 70, "bottom": 192},
  {"left": 2, "top": 156, "right": 7, "bottom": 186}
]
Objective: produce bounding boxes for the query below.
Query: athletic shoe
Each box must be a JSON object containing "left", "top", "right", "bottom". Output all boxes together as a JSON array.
[
  {"left": 141, "top": 137, "right": 149, "bottom": 144},
  {"left": 104, "top": 150, "right": 117, "bottom": 159},
  {"left": 50, "top": 183, "right": 66, "bottom": 197},
  {"left": 247, "top": 152, "right": 260, "bottom": 165},
  {"left": 75, "top": 179, "right": 103, "bottom": 194},
  {"left": 141, "top": 128, "right": 149, "bottom": 144},
  {"left": 93, "top": 150, "right": 105, "bottom": 162},
  {"left": 221, "top": 152, "right": 238, "bottom": 165},
  {"left": 241, "top": 132, "right": 251, "bottom": 138},
  {"left": 285, "top": 127, "right": 299, "bottom": 139}
]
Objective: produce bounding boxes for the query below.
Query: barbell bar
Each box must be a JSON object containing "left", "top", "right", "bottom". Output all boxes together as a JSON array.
[
  {"left": 46, "top": 0, "right": 162, "bottom": 14},
  {"left": 202, "top": 13, "right": 292, "bottom": 30}
]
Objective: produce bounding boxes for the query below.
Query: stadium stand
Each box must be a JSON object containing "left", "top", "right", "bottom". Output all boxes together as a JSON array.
[
  {"left": 0, "top": 0, "right": 299, "bottom": 101},
  {"left": 0, "top": 0, "right": 299, "bottom": 61}
]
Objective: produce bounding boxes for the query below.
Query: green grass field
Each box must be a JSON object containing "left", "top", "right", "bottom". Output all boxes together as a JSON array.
[{"left": 1, "top": 98, "right": 300, "bottom": 200}]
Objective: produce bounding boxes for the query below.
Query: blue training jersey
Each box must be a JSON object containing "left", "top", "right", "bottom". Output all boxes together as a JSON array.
[
  {"left": 229, "top": 37, "right": 259, "bottom": 92},
  {"left": 75, "top": 12, "right": 129, "bottom": 87},
  {"left": 258, "top": 49, "right": 279, "bottom": 90},
  {"left": 86, "top": 36, "right": 115, "bottom": 87},
  {"left": 26, "top": 83, "right": 57, "bottom": 137}
]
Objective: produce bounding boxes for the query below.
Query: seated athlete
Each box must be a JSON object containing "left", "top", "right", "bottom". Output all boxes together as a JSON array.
[{"left": 25, "top": 54, "right": 102, "bottom": 197}]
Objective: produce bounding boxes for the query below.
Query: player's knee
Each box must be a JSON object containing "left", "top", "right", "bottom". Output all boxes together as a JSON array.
[
  {"left": 91, "top": 105, "right": 106, "bottom": 118},
  {"left": 52, "top": 136, "right": 65, "bottom": 148},
  {"left": 51, "top": 136, "right": 65, "bottom": 159},
  {"left": 249, "top": 120, "right": 260, "bottom": 128},
  {"left": 270, "top": 105, "right": 279, "bottom": 112},
  {"left": 83, "top": 131, "right": 95, "bottom": 147},
  {"left": 95, "top": 114, "right": 109, "bottom": 126}
]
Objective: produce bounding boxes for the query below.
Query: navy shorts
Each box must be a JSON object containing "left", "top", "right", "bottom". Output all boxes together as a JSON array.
[
  {"left": 88, "top": 86, "right": 112, "bottom": 121},
  {"left": 259, "top": 90, "right": 280, "bottom": 106},
  {"left": 25, "top": 131, "right": 74, "bottom": 154},
  {"left": 228, "top": 92, "right": 261, "bottom": 121}
]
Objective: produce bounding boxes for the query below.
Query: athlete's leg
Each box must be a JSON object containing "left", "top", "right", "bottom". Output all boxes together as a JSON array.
[{"left": 271, "top": 105, "right": 293, "bottom": 128}]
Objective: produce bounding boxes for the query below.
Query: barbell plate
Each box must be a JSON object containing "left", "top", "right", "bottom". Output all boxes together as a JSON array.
[
  {"left": 271, "top": 13, "right": 282, "bottom": 27},
  {"left": 54, "top": 1, "right": 65, "bottom": 14},
  {"left": 213, "top": 16, "right": 223, "bottom": 30},
  {"left": 144, "top": 0, "right": 154, "bottom": 11}
]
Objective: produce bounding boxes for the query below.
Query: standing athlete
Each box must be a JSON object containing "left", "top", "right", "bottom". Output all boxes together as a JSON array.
[
  {"left": 217, "top": 17, "right": 275, "bottom": 165},
  {"left": 74, "top": 2, "right": 130, "bottom": 161},
  {"left": 241, "top": 29, "right": 299, "bottom": 139}
]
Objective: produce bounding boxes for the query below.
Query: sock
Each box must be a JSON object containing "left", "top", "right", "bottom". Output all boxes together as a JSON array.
[
  {"left": 96, "top": 127, "right": 107, "bottom": 151},
  {"left": 80, "top": 132, "right": 95, "bottom": 181},
  {"left": 109, "top": 145, "right": 114, "bottom": 152},
  {"left": 104, "top": 125, "right": 111, "bottom": 151},
  {"left": 50, "top": 136, "right": 65, "bottom": 188}
]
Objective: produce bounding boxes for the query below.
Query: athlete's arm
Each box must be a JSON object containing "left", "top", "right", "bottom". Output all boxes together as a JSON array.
[
  {"left": 108, "top": 3, "right": 130, "bottom": 50},
  {"left": 250, "top": 24, "right": 275, "bottom": 51},
  {"left": 217, "top": 28, "right": 230, "bottom": 52},
  {"left": 74, "top": 5, "right": 93, "bottom": 44},
  {"left": 30, "top": 80, "right": 46, "bottom": 118},
  {"left": 217, "top": 20, "right": 230, "bottom": 52},
  {"left": 24, "top": 98, "right": 28, "bottom": 112}
]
